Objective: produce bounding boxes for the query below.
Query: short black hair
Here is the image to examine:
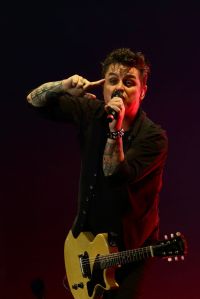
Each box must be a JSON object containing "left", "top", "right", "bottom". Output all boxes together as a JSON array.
[{"left": 101, "top": 48, "right": 150, "bottom": 85}]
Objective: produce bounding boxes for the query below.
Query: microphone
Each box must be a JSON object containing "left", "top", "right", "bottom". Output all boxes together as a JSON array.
[{"left": 107, "top": 90, "right": 124, "bottom": 123}]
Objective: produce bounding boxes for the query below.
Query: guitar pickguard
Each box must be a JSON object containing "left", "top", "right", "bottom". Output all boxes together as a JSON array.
[{"left": 87, "top": 254, "right": 106, "bottom": 297}]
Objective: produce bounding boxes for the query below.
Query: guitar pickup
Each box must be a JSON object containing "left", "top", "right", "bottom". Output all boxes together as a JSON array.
[{"left": 79, "top": 252, "right": 91, "bottom": 278}]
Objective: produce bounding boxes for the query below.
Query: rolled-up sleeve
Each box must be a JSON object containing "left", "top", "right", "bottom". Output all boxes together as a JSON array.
[{"left": 28, "top": 91, "right": 104, "bottom": 128}]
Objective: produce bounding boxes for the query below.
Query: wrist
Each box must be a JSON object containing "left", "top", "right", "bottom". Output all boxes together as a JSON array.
[
  {"left": 109, "top": 121, "right": 123, "bottom": 132},
  {"left": 62, "top": 78, "right": 72, "bottom": 92}
]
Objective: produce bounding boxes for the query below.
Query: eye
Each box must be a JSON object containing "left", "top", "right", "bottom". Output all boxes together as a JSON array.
[
  {"left": 124, "top": 79, "right": 136, "bottom": 87},
  {"left": 108, "top": 77, "right": 119, "bottom": 85}
]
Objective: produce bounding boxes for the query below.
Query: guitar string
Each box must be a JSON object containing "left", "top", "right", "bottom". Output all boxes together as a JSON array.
[
  {"left": 79, "top": 241, "right": 180, "bottom": 266},
  {"left": 80, "top": 246, "right": 152, "bottom": 266},
  {"left": 79, "top": 241, "right": 182, "bottom": 266}
]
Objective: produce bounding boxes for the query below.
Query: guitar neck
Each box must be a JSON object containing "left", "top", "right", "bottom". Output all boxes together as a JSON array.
[{"left": 99, "top": 246, "right": 153, "bottom": 269}]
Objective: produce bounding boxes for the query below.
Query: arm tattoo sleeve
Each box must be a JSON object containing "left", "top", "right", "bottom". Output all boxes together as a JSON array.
[
  {"left": 103, "top": 139, "right": 124, "bottom": 176},
  {"left": 29, "top": 81, "right": 64, "bottom": 107}
]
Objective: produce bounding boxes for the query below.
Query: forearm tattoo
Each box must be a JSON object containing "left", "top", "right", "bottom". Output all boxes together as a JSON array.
[
  {"left": 103, "top": 139, "right": 123, "bottom": 176},
  {"left": 29, "top": 81, "right": 64, "bottom": 107}
]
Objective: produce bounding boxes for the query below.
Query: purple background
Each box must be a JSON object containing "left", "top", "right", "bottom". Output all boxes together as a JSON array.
[{"left": 1, "top": 1, "right": 200, "bottom": 298}]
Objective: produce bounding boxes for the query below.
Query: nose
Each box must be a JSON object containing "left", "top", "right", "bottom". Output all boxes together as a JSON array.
[
  {"left": 115, "top": 80, "right": 124, "bottom": 90},
  {"left": 112, "top": 84, "right": 124, "bottom": 98},
  {"left": 113, "top": 81, "right": 125, "bottom": 97}
]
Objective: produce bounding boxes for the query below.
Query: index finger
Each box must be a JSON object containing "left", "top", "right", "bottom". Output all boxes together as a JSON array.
[{"left": 89, "top": 78, "right": 105, "bottom": 87}]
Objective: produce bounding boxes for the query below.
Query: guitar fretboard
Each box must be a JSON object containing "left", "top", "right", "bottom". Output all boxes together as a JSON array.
[{"left": 99, "top": 246, "right": 153, "bottom": 269}]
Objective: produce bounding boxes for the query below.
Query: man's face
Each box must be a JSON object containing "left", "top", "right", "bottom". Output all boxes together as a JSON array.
[{"left": 103, "top": 63, "right": 147, "bottom": 118}]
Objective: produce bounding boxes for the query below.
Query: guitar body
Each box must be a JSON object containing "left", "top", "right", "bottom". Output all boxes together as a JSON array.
[{"left": 64, "top": 230, "right": 119, "bottom": 299}]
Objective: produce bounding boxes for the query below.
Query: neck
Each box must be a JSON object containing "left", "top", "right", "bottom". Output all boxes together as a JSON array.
[
  {"left": 123, "top": 107, "right": 141, "bottom": 131},
  {"left": 123, "top": 115, "right": 136, "bottom": 131}
]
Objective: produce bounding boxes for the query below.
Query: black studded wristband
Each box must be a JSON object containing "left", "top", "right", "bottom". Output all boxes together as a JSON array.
[{"left": 107, "top": 128, "right": 124, "bottom": 140}]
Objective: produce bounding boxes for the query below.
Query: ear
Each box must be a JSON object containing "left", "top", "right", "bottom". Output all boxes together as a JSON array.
[{"left": 140, "top": 85, "right": 148, "bottom": 101}]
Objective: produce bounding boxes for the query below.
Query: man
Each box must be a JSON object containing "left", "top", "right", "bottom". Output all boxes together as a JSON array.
[{"left": 27, "top": 48, "right": 168, "bottom": 298}]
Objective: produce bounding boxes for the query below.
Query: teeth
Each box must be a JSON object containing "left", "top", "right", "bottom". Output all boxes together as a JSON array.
[{"left": 167, "top": 257, "right": 172, "bottom": 262}]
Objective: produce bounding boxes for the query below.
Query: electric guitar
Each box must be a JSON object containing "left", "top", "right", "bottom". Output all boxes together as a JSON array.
[{"left": 64, "top": 230, "right": 187, "bottom": 299}]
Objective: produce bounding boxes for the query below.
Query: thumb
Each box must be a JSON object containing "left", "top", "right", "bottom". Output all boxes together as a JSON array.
[{"left": 83, "top": 92, "right": 96, "bottom": 100}]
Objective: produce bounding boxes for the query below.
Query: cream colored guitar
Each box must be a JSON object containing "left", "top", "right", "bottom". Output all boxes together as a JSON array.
[{"left": 64, "top": 230, "right": 187, "bottom": 299}]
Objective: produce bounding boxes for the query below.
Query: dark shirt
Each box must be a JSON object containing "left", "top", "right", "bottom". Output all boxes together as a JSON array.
[{"left": 34, "top": 93, "right": 168, "bottom": 250}]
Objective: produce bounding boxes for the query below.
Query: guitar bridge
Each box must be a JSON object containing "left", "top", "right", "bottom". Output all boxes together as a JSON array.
[{"left": 79, "top": 251, "right": 91, "bottom": 278}]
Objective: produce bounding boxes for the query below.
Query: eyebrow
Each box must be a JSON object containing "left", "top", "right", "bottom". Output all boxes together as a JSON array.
[{"left": 107, "top": 72, "right": 137, "bottom": 79}]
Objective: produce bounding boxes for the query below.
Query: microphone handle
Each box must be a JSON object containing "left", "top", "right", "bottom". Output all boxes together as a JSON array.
[
  {"left": 107, "top": 89, "right": 123, "bottom": 122},
  {"left": 107, "top": 107, "right": 118, "bottom": 122}
]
